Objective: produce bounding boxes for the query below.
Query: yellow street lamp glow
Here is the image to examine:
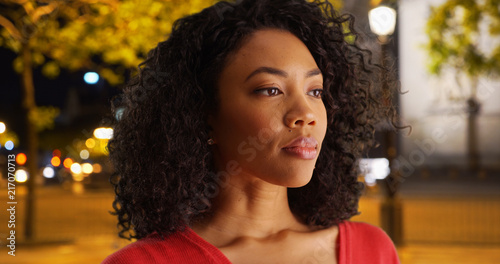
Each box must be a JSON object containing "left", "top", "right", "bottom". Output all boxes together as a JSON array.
[
  {"left": 93, "top": 127, "right": 113, "bottom": 140},
  {"left": 85, "top": 138, "right": 96, "bottom": 148},
  {"left": 368, "top": 6, "right": 397, "bottom": 36},
  {"left": 15, "top": 169, "right": 28, "bottom": 183},
  {"left": 70, "top": 163, "right": 82, "bottom": 174},
  {"left": 0, "top": 122, "right": 5, "bottom": 133},
  {"left": 82, "top": 163, "right": 93, "bottom": 174}
]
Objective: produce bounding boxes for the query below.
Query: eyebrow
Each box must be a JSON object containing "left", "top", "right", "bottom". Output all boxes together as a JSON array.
[{"left": 244, "top": 67, "right": 322, "bottom": 82}]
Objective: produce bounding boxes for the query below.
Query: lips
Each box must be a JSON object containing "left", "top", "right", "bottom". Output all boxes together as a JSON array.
[{"left": 282, "top": 136, "right": 318, "bottom": 160}]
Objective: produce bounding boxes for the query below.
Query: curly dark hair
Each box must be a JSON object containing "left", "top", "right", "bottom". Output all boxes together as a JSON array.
[{"left": 108, "top": 0, "right": 398, "bottom": 240}]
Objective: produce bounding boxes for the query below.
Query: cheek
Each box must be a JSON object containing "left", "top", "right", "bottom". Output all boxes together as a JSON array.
[{"left": 214, "top": 102, "right": 281, "bottom": 155}]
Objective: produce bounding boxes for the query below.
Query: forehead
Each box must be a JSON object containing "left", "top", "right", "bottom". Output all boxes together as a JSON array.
[{"left": 219, "top": 29, "right": 319, "bottom": 81}]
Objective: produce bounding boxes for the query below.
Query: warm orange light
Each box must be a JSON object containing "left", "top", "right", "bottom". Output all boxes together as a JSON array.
[
  {"left": 51, "top": 156, "right": 61, "bottom": 167},
  {"left": 53, "top": 149, "right": 61, "bottom": 157},
  {"left": 63, "top": 158, "right": 73, "bottom": 169},
  {"left": 92, "top": 163, "right": 102, "bottom": 173},
  {"left": 16, "top": 153, "right": 27, "bottom": 166}
]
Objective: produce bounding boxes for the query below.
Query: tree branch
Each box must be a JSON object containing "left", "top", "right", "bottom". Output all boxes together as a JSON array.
[
  {"left": 0, "top": 15, "right": 22, "bottom": 41},
  {"left": 31, "top": 2, "right": 59, "bottom": 23}
]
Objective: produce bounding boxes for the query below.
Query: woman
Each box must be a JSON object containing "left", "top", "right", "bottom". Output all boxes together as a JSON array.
[{"left": 103, "top": 0, "right": 400, "bottom": 263}]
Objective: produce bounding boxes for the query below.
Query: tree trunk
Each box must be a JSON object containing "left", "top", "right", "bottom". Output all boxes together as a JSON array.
[
  {"left": 21, "top": 40, "right": 37, "bottom": 241},
  {"left": 467, "top": 97, "right": 480, "bottom": 171},
  {"left": 466, "top": 78, "right": 480, "bottom": 171}
]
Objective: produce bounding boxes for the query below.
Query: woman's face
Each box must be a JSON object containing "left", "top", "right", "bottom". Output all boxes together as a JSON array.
[{"left": 209, "top": 29, "right": 327, "bottom": 188}]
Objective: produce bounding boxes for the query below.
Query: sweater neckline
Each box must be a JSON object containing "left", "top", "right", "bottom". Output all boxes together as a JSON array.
[
  {"left": 181, "top": 226, "right": 233, "bottom": 263},
  {"left": 183, "top": 221, "right": 346, "bottom": 263}
]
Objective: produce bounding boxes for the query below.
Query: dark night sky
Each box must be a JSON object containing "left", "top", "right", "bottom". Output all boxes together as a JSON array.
[{"left": 0, "top": 47, "right": 120, "bottom": 150}]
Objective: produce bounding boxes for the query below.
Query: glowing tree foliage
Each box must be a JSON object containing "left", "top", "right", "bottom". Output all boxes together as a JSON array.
[{"left": 425, "top": 0, "right": 500, "bottom": 97}]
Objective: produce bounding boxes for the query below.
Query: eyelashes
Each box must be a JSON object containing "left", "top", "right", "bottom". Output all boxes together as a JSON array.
[
  {"left": 254, "top": 87, "right": 324, "bottom": 98},
  {"left": 254, "top": 87, "right": 282, "bottom": 96}
]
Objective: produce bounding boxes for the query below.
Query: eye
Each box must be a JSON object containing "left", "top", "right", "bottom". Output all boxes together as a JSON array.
[
  {"left": 254, "top": 87, "right": 283, "bottom": 96},
  {"left": 307, "top": 89, "right": 324, "bottom": 98}
]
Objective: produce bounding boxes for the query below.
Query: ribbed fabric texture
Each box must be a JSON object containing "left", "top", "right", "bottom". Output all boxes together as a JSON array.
[{"left": 102, "top": 221, "right": 400, "bottom": 263}]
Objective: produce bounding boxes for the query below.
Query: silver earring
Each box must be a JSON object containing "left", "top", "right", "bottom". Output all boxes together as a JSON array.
[{"left": 207, "top": 138, "right": 215, "bottom": 145}]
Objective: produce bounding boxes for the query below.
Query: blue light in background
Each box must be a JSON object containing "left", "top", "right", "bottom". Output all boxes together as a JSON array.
[
  {"left": 5, "top": 141, "right": 14, "bottom": 150},
  {"left": 84, "top": 72, "right": 100, "bottom": 84}
]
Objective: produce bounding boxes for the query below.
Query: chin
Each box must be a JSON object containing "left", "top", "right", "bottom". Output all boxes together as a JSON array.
[
  {"left": 278, "top": 170, "right": 314, "bottom": 188},
  {"left": 286, "top": 177, "right": 313, "bottom": 188}
]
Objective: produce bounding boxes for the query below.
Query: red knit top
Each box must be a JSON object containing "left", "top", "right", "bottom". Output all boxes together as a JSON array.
[{"left": 102, "top": 221, "right": 400, "bottom": 264}]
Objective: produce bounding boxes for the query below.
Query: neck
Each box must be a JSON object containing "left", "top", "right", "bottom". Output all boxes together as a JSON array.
[{"left": 193, "top": 171, "right": 308, "bottom": 242}]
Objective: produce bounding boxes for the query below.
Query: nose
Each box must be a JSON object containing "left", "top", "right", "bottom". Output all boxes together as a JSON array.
[{"left": 284, "top": 94, "right": 317, "bottom": 129}]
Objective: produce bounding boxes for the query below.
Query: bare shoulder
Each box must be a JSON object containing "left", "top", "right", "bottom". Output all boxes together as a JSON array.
[{"left": 308, "top": 224, "right": 339, "bottom": 244}]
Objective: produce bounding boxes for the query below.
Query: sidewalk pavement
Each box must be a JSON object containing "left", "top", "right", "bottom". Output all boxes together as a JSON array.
[{"left": 1, "top": 235, "right": 499, "bottom": 264}]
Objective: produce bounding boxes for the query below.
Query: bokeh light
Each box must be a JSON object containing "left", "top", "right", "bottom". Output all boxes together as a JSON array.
[
  {"left": 82, "top": 163, "right": 93, "bottom": 174},
  {"left": 70, "top": 163, "right": 82, "bottom": 174},
  {"left": 0, "top": 122, "right": 5, "bottom": 133},
  {"left": 368, "top": 6, "right": 397, "bottom": 36},
  {"left": 15, "top": 169, "right": 28, "bottom": 183},
  {"left": 85, "top": 138, "right": 96, "bottom": 148},
  {"left": 43, "top": 167, "right": 55, "bottom": 178},
  {"left": 80, "top": 149, "right": 90, "bottom": 160},
  {"left": 51, "top": 156, "right": 61, "bottom": 167},
  {"left": 63, "top": 158, "right": 73, "bottom": 169},
  {"left": 92, "top": 163, "right": 102, "bottom": 173},
  {"left": 93, "top": 127, "right": 113, "bottom": 139},
  {"left": 53, "top": 149, "right": 62, "bottom": 157},
  {"left": 5, "top": 141, "right": 14, "bottom": 150},
  {"left": 359, "top": 158, "right": 390, "bottom": 186},
  {"left": 84, "top": 72, "right": 99, "bottom": 84},
  {"left": 16, "top": 153, "right": 27, "bottom": 166}
]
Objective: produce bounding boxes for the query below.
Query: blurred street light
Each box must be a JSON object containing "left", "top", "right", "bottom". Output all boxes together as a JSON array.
[
  {"left": 93, "top": 127, "right": 113, "bottom": 140},
  {"left": 80, "top": 149, "right": 90, "bottom": 160},
  {"left": 15, "top": 169, "right": 28, "bottom": 183},
  {"left": 82, "top": 163, "right": 93, "bottom": 174},
  {"left": 85, "top": 138, "right": 96, "bottom": 148},
  {"left": 63, "top": 158, "right": 73, "bottom": 169},
  {"left": 51, "top": 156, "right": 61, "bottom": 167},
  {"left": 0, "top": 122, "right": 5, "bottom": 133},
  {"left": 16, "top": 153, "right": 27, "bottom": 166},
  {"left": 84, "top": 72, "right": 99, "bottom": 84},
  {"left": 359, "top": 158, "right": 391, "bottom": 186},
  {"left": 369, "top": 6, "right": 397, "bottom": 42},
  {"left": 43, "top": 167, "right": 55, "bottom": 179},
  {"left": 5, "top": 140, "right": 14, "bottom": 150},
  {"left": 92, "top": 163, "right": 102, "bottom": 173},
  {"left": 70, "top": 162, "right": 82, "bottom": 174}
]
